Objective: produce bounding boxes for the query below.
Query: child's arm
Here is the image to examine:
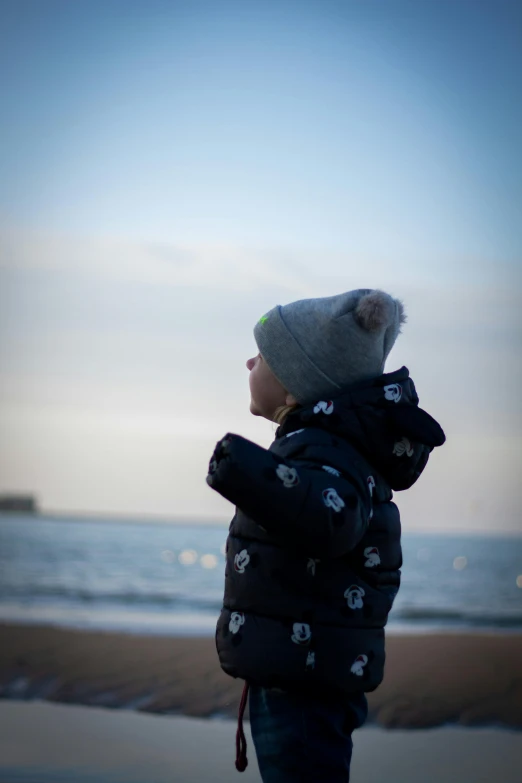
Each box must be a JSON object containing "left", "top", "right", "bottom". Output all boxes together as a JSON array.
[{"left": 206, "top": 433, "right": 371, "bottom": 558}]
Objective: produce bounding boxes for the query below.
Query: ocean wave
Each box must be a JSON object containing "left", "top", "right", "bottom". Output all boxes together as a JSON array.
[
  {"left": 0, "top": 584, "right": 223, "bottom": 612},
  {"left": 393, "top": 606, "right": 522, "bottom": 628},
  {"left": 3, "top": 586, "right": 522, "bottom": 629}
]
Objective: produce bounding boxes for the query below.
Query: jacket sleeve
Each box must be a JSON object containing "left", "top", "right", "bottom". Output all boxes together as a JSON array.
[{"left": 206, "top": 433, "right": 371, "bottom": 558}]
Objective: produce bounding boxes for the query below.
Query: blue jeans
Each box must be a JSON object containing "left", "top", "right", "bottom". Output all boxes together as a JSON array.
[{"left": 249, "top": 686, "right": 368, "bottom": 782}]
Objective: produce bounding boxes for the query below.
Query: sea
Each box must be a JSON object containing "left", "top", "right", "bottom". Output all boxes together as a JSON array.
[{"left": 1, "top": 512, "right": 521, "bottom": 636}]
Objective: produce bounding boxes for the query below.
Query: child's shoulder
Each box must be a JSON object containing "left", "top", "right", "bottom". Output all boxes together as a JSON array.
[{"left": 270, "top": 426, "right": 374, "bottom": 484}]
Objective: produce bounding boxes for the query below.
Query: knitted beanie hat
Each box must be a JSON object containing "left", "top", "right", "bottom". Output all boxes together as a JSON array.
[{"left": 253, "top": 289, "right": 406, "bottom": 405}]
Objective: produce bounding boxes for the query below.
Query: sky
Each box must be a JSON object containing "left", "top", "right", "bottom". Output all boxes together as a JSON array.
[{"left": 0, "top": 0, "right": 521, "bottom": 533}]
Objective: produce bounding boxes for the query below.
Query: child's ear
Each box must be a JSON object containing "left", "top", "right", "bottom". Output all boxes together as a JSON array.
[{"left": 285, "top": 392, "right": 298, "bottom": 406}]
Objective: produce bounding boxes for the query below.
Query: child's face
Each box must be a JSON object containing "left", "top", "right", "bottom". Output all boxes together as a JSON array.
[{"left": 246, "top": 353, "right": 297, "bottom": 421}]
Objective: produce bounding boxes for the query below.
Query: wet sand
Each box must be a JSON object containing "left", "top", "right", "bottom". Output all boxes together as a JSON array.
[{"left": 1, "top": 622, "right": 521, "bottom": 728}]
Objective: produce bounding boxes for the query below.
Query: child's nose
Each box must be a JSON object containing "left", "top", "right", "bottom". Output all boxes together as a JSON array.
[{"left": 246, "top": 357, "right": 254, "bottom": 371}]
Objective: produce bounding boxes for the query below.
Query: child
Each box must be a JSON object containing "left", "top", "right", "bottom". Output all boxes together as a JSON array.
[{"left": 206, "top": 288, "right": 445, "bottom": 781}]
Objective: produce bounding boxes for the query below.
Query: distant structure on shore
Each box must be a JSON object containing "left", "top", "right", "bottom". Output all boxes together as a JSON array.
[{"left": 0, "top": 494, "right": 39, "bottom": 513}]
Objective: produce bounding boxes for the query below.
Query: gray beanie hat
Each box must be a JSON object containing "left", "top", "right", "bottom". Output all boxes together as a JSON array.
[{"left": 253, "top": 289, "right": 406, "bottom": 405}]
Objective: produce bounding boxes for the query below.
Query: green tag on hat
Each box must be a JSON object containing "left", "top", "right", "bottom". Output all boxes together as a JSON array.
[{"left": 259, "top": 315, "right": 269, "bottom": 324}]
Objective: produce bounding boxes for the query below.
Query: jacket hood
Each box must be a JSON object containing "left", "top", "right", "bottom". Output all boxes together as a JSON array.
[{"left": 276, "top": 366, "right": 446, "bottom": 491}]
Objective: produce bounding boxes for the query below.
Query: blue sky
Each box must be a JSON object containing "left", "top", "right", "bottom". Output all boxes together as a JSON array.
[{"left": 0, "top": 0, "right": 521, "bottom": 531}]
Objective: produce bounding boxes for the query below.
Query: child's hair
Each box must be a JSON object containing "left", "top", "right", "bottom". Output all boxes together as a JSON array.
[{"left": 273, "top": 402, "right": 299, "bottom": 426}]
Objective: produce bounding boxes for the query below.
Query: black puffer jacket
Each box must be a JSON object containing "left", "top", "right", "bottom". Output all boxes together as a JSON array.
[{"left": 207, "top": 367, "right": 445, "bottom": 697}]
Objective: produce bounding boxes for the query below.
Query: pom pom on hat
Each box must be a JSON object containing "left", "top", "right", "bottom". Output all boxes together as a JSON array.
[{"left": 355, "top": 290, "right": 406, "bottom": 333}]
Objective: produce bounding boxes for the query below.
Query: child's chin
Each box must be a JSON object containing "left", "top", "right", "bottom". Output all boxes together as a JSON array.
[{"left": 249, "top": 401, "right": 261, "bottom": 416}]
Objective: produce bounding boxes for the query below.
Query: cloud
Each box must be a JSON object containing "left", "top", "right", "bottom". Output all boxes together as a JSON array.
[
  {"left": 0, "top": 227, "right": 316, "bottom": 295},
  {"left": 1, "top": 226, "right": 521, "bottom": 425},
  {"left": 4, "top": 226, "right": 519, "bottom": 299}
]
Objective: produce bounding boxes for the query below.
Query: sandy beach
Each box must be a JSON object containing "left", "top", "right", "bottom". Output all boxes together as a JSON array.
[
  {"left": 1, "top": 700, "right": 522, "bottom": 783},
  {"left": 1, "top": 623, "right": 522, "bottom": 781}
]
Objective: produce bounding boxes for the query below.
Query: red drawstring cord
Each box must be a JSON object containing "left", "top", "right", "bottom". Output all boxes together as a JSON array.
[{"left": 235, "top": 681, "right": 250, "bottom": 772}]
